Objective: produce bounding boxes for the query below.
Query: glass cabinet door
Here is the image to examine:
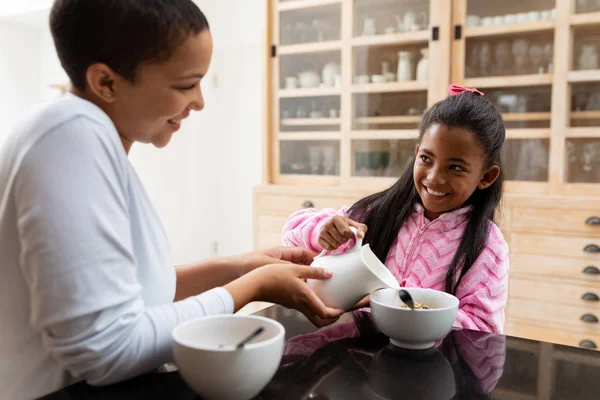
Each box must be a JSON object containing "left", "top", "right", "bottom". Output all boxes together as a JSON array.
[
  {"left": 566, "top": 3, "right": 600, "bottom": 194},
  {"left": 349, "top": 0, "right": 449, "bottom": 182},
  {"left": 503, "top": 139, "right": 551, "bottom": 182},
  {"left": 351, "top": 139, "right": 415, "bottom": 178},
  {"left": 452, "top": 0, "right": 556, "bottom": 191},
  {"left": 280, "top": 140, "right": 341, "bottom": 176},
  {"left": 565, "top": 138, "right": 600, "bottom": 183},
  {"left": 575, "top": 0, "right": 600, "bottom": 14},
  {"left": 275, "top": 1, "right": 343, "bottom": 182},
  {"left": 272, "top": 0, "right": 450, "bottom": 186}
]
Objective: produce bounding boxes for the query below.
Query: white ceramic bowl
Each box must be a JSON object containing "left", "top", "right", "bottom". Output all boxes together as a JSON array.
[
  {"left": 371, "top": 74, "right": 386, "bottom": 84},
  {"left": 172, "top": 315, "right": 285, "bottom": 400},
  {"left": 370, "top": 288, "right": 459, "bottom": 350}
]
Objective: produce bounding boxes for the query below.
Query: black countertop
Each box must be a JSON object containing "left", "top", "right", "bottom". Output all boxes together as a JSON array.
[{"left": 43, "top": 305, "right": 600, "bottom": 400}]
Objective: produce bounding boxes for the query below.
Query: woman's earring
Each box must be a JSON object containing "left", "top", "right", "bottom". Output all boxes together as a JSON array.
[{"left": 105, "top": 93, "right": 113, "bottom": 98}]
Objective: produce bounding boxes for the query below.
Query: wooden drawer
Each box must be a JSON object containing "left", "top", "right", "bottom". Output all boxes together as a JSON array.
[
  {"left": 506, "top": 298, "right": 600, "bottom": 333},
  {"left": 512, "top": 208, "right": 600, "bottom": 236},
  {"left": 509, "top": 276, "right": 600, "bottom": 307},
  {"left": 506, "top": 321, "right": 600, "bottom": 350},
  {"left": 256, "top": 194, "right": 357, "bottom": 216},
  {"left": 511, "top": 233, "right": 600, "bottom": 261},
  {"left": 257, "top": 231, "right": 283, "bottom": 249},
  {"left": 257, "top": 215, "right": 288, "bottom": 233},
  {"left": 510, "top": 253, "right": 600, "bottom": 282}
]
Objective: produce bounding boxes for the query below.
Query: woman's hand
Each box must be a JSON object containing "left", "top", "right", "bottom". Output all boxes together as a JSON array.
[
  {"left": 318, "top": 216, "right": 368, "bottom": 251},
  {"left": 225, "top": 263, "right": 345, "bottom": 327},
  {"left": 230, "top": 247, "right": 318, "bottom": 276},
  {"left": 174, "top": 247, "right": 317, "bottom": 301}
]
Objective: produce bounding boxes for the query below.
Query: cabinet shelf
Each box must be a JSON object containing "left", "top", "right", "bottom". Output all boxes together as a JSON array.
[
  {"left": 351, "top": 30, "right": 429, "bottom": 47},
  {"left": 278, "top": 87, "right": 341, "bottom": 98},
  {"left": 281, "top": 118, "right": 340, "bottom": 126},
  {"left": 571, "top": 111, "right": 600, "bottom": 120},
  {"left": 279, "top": 132, "right": 341, "bottom": 140},
  {"left": 278, "top": 174, "right": 340, "bottom": 186},
  {"left": 502, "top": 113, "right": 552, "bottom": 122},
  {"left": 568, "top": 70, "right": 600, "bottom": 83},
  {"left": 570, "top": 11, "right": 600, "bottom": 27},
  {"left": 463, "top": 74, "right": 553, "bottom": 89},
  {"left": 279, "top": 41, "right": 342, "bottom": 55},
  {"left": 566, "top": 128, "right": 600, "bottom": 138},
  {"left": 506, "top": 129, "right": 551, "bottom": 139},
  {"left": 277, "top": 0, "right": 341, "bottom": 12},
  {"left": 464, "top": 20, "right": 554, "bottom": 38},
  {"left": 354, "top": 116, "right": 421, "bottom": 125},
  {"left": 352, "top": 81, "right": 428, "bottom": 93},
  {"left": 350, "top": 130, "right": 419, "bottom": 140}
]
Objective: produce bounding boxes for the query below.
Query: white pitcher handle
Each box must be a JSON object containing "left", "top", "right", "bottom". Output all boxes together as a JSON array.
[
  {"left": 348, "top": 226, "right": 363, "bottom": 249},
  {"left": 316, "top": 226, "right": 363, "bottom": 259}
]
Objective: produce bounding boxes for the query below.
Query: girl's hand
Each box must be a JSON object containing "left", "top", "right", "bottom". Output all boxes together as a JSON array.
[
  {"left": 225, "top": 263, "right": 345, "bottom": 327},
  {"left": 318, "top": 216, "right": 368, "bottom": 251}
]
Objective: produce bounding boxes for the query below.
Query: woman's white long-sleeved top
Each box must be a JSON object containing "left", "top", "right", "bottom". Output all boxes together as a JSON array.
[{"left": 0, "top": 94, "right": 233, "bottom": 399}]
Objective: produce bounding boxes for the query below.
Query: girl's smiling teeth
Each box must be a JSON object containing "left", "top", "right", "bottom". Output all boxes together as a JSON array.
[{"left": 424, "top": 186, "right": 449, "bottom": 197}]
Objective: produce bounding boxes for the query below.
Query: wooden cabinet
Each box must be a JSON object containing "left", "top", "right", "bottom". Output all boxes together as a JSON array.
[{"left": 257, "top": 0, "right": 600, "bottom": 351}]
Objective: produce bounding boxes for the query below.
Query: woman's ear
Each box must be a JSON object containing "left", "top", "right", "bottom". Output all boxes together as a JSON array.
[
  {"left": 477, "top": 165, "right": 501, "bottom": 190},
  {"left": 85, "top": 63, "right": 117, "bottom": 103}
]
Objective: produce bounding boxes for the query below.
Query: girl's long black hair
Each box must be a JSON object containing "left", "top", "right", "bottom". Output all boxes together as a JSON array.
[{"left": 348, "top": 92, "right": 505, "bottom": 294}]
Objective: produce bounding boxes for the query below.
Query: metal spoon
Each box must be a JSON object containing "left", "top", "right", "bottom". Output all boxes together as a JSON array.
[
  {"left": 399, "top": 289, "right": 415, "bottom": 310},
  {"left": 219, "top": 326, "right": 265, "bottom": 349},
  {"left": 236, "top": 326, "right": 265, "bottom": 349}
]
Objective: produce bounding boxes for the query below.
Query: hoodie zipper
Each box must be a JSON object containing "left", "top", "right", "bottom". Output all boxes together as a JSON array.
[{"left": 402, "top": 215, "right": 437, "bottom": 273}]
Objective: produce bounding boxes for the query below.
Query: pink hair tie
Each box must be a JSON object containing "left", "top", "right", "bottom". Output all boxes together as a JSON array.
[{"left": 448, "top": 84, "right": 484, "bottom": 97}]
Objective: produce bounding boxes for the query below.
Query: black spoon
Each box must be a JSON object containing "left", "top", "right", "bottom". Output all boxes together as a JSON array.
[
  {"left": 218, "top": 326, "right": 266, "bottom": 349},
  {"left": 399, "top": 289, "right": 415, "bottom": 310},
  {"left": 236, "top": 326, "right": 265, "bottom": 349}
]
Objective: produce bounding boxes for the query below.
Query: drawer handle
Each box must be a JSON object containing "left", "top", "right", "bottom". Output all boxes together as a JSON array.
[
  {"left": 586, "top": 216, "right": 600, "bottom": 226},
  {"left": 579, "top": 340, "right": 597, "bottom": 349},
  {"left": 584, "top": 244, "right": 600, "bottom": 253},
  {"left": 581, "top": 314, "right": 599, "bottom": 323},
  {"left": 302, "top": 201, "right": 314, "bottom": 208},
  {"left": 583, "top": 266, "right": 600, "bottom": 275},
  {"left": 582, "top": 293, "right": 600, "bottom": 302}
]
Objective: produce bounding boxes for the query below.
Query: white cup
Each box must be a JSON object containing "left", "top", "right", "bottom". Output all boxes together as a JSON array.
[
  {"left": 355, "top": 74, "right": 370, "bottom": 84},
  {"left": 517, "top": 12, "right": 529, "bottom": 22},
  {"left": 493, "top": 16, "right": 504, "bottom": 25},
  {"left": 504, "top": 14, "right": 517, "bottom": 24},
  {"left": 285, "top": 76, "right": 298, "bottom": 89},
  {"left": 528, "top": 11, "right": 541, "bottom": 21},
  {"left": 308, "top": 227, "right": 400, "bottom": 310},
  {"left": 466, "top": 15, "right": 481, "bottom": 27},
  {"left": 481, "top": 17, "right": 494, "bottom": 26},
  {"left": 371, "top": 74, "right": 386, "bottom": 84}
]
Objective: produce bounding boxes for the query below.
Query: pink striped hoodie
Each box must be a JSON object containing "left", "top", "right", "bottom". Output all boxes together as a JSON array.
[{"left": 282, "top": 203, "right": 509, "bottom": 333}]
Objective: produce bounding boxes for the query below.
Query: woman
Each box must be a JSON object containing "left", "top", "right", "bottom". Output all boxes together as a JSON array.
[{"left": 0, "top": 1, "right": 343, "bottom": 398}]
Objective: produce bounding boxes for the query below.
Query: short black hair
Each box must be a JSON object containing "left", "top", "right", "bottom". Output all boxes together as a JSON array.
[{"left": 50, "top": 0, "right": 209, "bottom": 91}]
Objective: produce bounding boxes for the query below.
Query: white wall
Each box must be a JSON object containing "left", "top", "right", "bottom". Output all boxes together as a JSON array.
[
  {"left": 0, "top": 0, "right": 267, "bottom": 264},
  {"left": 198, "top": 0, "right": 267, "bottom": 257},
  {"left": 0, "top": 21, "right": 42, "bottom": 147},
  {"left": 39, "top": 29, "right": 68, "bottom": 103}
]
